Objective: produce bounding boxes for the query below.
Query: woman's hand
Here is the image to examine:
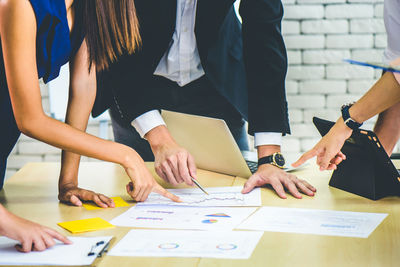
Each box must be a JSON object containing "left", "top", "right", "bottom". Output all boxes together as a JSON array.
[
  {"left": 0, "top": 206, "right": 71, "bottom": 253},
  {"left": 293, "top": 118, "right": 351, "bottom": 171},
  {"left": 58, "top": 184, "right": 115, "bottom": 208},
  {"left": 123, "top": 150, "right": 181, "bottom": 202}
]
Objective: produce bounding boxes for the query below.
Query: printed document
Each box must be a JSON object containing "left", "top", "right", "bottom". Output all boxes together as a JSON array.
[
  {"left": 238, "top": 207, "right": 387, "bottom": 238},
  {"left": 0, "top": 236, "right": 112, "bottom": 266},
  {"left": 111, "top": 206, "right": 257, "bottom": 231},
  {"left": 109, "top": 229, "right": 263, "bottom": 259},
  {"left": 137, "top": 186, "right": 261, "bottom": 207}
]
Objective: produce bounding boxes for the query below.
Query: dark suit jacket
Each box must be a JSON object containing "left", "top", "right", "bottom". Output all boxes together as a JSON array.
[{"left": 93, "top": 0, "right": 290, "bottom": 135}]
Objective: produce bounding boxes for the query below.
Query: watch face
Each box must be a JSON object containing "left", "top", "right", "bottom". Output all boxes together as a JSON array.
[{"left": 274, "top": 153, "right": 285, "bottom": 167}]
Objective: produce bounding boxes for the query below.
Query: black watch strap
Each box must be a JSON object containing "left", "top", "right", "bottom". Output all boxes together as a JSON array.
[
  {"left": 341, "top": 104, "right": 363, "bottom": 130},
  {"left": 258, "top": 153, "right": 285, "bottom": 168},
  {"left": 258, "top": 155, "right": 274, "bottom": 166}
]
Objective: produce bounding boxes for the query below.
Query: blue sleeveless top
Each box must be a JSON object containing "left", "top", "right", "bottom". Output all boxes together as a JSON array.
[
  {"left": 0, "top": 0, "right": 83, "bottom": 87},
  {"left": 29, "top": 0, "right": 84, "bottom": 83}
]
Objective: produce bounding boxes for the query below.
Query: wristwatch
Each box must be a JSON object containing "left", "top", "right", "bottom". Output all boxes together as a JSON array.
[
  {"left": 258, "top": 152, "right": 285, "bottom": 169},
  {"left": 341, "top": 103, "right": 363, "bottom": 130}
]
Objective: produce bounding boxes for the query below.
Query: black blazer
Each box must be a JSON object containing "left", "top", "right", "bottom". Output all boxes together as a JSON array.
[{"left": 93, "top": 0, "right": 290, "bottom": 135}]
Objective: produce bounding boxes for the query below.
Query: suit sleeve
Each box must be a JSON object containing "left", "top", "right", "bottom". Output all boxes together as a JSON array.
[{"left": 239, "top": 0, "right": 290, "bottom": 136}]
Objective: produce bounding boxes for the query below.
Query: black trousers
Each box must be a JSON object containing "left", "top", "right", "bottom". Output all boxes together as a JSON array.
[{"left": 0, "top": 87, "right": 21, "bottom": 189}]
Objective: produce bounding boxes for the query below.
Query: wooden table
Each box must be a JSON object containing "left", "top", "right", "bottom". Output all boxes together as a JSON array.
[{"left": 1, "top": 162, "right": 399, "bottom": 267}]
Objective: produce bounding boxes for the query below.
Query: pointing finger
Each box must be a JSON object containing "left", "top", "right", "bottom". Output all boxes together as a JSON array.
[
  {"left": 153, "top": 184, "right": 181, "bottom": 202},
  {"left": 292, "top": 149, "right": 318, "bottom": 167}
]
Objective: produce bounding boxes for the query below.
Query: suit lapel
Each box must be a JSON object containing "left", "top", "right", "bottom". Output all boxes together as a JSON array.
[{"left": 135, "top": 0, "right": 177, "bottom": 64}]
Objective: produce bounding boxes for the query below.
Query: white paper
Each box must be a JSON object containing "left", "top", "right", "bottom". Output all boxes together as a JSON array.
[
  {"left": 111, "top": 206, "right": 257, "bottom": 231},
  {"left": 109, "top": 229, "right": 263, "bottom": 259},
  {"left": 138, "top": 186, "right": 261, "bottom": 207},
  {"left": 238, "top": 207, "right": 387, "bottom": 238},
  {"left": 0, "top": 236, "right": 112, "bottom": 266}
]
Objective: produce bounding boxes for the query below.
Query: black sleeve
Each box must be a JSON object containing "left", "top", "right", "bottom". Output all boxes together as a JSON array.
[{"left": 239, "top": 0, "right": 290, "bottom": 136}]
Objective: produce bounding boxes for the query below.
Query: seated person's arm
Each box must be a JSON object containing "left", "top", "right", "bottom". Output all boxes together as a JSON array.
[{"left": 0, "top": 204, "right": 71, "bottom": 252}]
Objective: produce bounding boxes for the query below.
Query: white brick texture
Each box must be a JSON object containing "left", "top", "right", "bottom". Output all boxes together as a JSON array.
[
  {"left": 284, "top": 5, "right": 324, "bottom": 20},
  {"left": 301, "top": 20, "right": 348, "bottom": 34},
  {"left": 325, "top": 5, "right": 374, "bottom": 19},
  {"left": 6, "top": 0, "right": 399, "bottom": 180}
]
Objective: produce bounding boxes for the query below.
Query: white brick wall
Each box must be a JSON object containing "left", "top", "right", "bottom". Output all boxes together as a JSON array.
[{"left": 6, "top": 0, "right": 399, "bottom": 178}]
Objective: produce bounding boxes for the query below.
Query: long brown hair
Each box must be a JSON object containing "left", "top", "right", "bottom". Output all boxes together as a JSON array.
[{"left": 82, "top": 0, "right": 141, "bottom": 71}]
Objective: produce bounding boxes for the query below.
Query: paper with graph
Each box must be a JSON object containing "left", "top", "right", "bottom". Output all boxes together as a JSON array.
[
  {"left": 108, "top": 229, "right": 263, "bottom": 259},
  {"left": 111, "top": 206, "right": 257, "bottom": 231},
  {"left": 238, "top": 207, "right": 388, "bottom": 238},
  {"left": 137, "top": 186, "right": 261, "bottom": 207}
]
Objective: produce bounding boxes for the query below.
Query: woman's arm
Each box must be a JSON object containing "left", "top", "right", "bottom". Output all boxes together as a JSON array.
[
  {"left": 0, "top": 0, "right": 178, "bottom": 203},
  {"left": 58, "top": 40, "right": 115, "bottom": 208},
  {"left": 0, "top": 204, "right": 71, "bottom": 252},
  {"left": 293, "top": 71, "right": 400, "bottom": 170}
]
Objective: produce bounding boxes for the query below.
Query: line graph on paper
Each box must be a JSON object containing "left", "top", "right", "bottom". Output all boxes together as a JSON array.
[{"left": 137, "top": 186, "right": 261, "bottom": 207}]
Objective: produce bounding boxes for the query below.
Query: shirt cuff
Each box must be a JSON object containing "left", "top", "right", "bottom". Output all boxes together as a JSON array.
[
  {"left": 131, "top": 110, "right": 166, "bottom": 138},
  {"left": 254, "top": 132, "right": 282, "bottom": 147}
]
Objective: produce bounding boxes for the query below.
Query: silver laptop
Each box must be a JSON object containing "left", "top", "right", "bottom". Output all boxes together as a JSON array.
[{"left": 161, "top": 110, "right": 257, "bottom": 178}]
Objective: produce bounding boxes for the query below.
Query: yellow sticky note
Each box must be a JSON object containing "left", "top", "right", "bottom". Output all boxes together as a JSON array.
[
  {"left": 82, "top": 197, "right": 130, "bottom": 210},
  {"left": 58, "top": 217, "right": 114, "bottom": 234}
]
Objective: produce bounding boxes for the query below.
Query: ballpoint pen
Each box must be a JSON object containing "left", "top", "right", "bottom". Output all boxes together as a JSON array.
[{"left": 191, "top": 177, "right": 209, "bottom": 195}]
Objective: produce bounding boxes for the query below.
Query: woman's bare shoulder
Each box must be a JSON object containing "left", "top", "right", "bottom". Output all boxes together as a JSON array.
[{"left": 0, "top": 0, "right": 36, "bottom": 29}]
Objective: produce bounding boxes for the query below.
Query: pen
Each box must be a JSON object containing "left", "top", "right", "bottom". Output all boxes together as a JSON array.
[
  {"left": 344, "top": 59, "right": 400, "bottom": 74},
  {"left": 191, "top": 177, "right": 209, "bottom": 195}
]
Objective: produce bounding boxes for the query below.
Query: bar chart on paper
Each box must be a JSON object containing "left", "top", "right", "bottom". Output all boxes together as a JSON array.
[{"left": 137, "top": 186, "right": 261, "bottom": 207}]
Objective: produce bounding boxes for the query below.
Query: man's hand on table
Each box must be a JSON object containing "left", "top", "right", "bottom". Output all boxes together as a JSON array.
[
  {"left": 146, "top": 125, "right": 197, "bottom": 186},
  {"left": 58, "top": 183, "right": 115, "bottom": 208},
  {"left": 241, "top": 164, "right": 316, "bottom": 199},
  {"left": 242, "top": 144, "right": 316, "bottom": 198}
]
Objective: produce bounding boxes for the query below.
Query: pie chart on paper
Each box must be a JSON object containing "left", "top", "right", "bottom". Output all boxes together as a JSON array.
[{"left": 202, "top": 219, "right": 218, "bottom": 224}]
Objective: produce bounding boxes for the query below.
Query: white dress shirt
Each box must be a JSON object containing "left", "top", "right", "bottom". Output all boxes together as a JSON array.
[
  {"left": 132, "top": 0, "right": 282, "bottom": 147},
  {"left": 154, "top": 0, "right": 205, "bottom": 86},
  {"left": 383, "top": 0, "right": 400, "bottom": 84}
]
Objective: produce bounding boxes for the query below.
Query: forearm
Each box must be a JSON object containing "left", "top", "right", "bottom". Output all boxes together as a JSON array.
[
  {"left": 59, "top": 39, "right": 101, "bottom": 187},
  {"left": 0, "top": 204, "right": 6, "bottom": 217},
  {"left": 59, "top": 85, "right": 95, "bottom": 187},
  {"left": 0, "top": 204, "right": 9, "bottom": 233},
  {"left": 350, "top": 72, "right": 400, "bottom": 123},
  {"left": 59, "top": 120, "right": 90, "bottom": 188},
  {"left": 24, "top": 114, "right": 139, "bottom": 169},
  {"left": 145, "top": 125, "right": 177, "bottom": 153},
  {"left": 257, "top": 145, "right": 281, "bottom": 159}
]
